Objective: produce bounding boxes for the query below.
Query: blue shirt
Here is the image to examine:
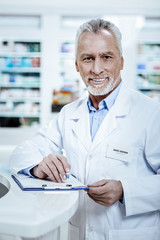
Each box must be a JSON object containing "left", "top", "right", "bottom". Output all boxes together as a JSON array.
[
  {"left": 87, "top": 82, "right": 122, "bottom": 141},
  {"left": 20, "top": 82, "right": 122, "bottom": 176}
]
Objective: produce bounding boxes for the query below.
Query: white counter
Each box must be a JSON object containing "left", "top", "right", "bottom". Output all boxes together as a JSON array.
[
  {"left": 0, "top": 164, "right": 79, "bottom": 240},
  {"left": 0, "top": 127, "right": 38, "bottom": 165}
]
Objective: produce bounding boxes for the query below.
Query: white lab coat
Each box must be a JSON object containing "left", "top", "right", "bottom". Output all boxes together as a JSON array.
[{"left": 10, "top": 83, "right": 160, "bottom": 240}]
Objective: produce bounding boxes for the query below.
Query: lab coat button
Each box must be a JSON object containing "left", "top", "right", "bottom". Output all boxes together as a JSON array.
[
  {"left": 88, "top": 155, "right": 93, "bottom": 160},
  {"left": 88, "top": 226, "right": 93, "bottom": 232}
]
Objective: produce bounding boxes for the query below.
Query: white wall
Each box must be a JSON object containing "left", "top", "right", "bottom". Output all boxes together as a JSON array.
[
  {"left": 0, "top": 0, "right": 160, "bottom": 16},
  {"left": 0, "top": 127, "right": 38, "bottom": 164}
]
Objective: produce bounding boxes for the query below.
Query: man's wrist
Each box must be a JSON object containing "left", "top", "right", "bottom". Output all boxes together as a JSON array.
[
  {"left": 118, "top": 181, "right": 123, "bottom": 200},
  {"left": 118, "top": 181, "right": 125, "bottom": 204},
  {"left": 30, "top": 165, "right": 38, "bottom": 177}
]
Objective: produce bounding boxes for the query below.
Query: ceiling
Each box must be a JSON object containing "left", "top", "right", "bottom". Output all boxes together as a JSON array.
[{"left": 0, "top": 0, "right": 160, "bottom": 17}]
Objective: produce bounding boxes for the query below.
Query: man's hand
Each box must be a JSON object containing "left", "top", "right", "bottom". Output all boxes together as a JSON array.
[
  {"left": 30, "top": 154, "right": 71, "bottom": 183},
  {"left": 87, "top": 179, "right": 123, "bottom": 206}
]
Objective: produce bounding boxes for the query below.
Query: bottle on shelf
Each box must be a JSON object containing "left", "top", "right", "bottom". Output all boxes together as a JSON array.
[
  {"left": 0, "top": 40, "right": 41, "bottom": 127},
  {"left": 136, "top": 42, "right": 160, "bottom": 102}
]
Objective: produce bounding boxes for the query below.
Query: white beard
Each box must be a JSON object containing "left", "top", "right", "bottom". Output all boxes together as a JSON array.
[{"left": 86, "top": 75, "right": 120, "bottom": 96}]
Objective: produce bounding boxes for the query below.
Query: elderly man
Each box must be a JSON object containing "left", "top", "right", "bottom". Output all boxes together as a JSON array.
[{"left": 10, "top": 19, "right": 160, "bottom": 240}]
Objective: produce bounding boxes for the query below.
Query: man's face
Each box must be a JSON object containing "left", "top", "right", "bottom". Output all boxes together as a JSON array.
[{"left": 75, "top": 29, "right": 124, "bottom": 97}]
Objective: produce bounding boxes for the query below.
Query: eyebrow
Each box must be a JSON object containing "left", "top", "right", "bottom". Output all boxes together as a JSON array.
[
  {"left": 80, "top": 53, "right": 92, "bottom": 59},
  {"left": 102, "top": 51, "right": 115, "bottom": 56},
  {"left": 80, "top": 51, "right": 115, "bottom": 59}
]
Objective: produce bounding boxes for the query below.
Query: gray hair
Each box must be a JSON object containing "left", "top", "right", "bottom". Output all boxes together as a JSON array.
[{"left": 75, "top": 19, "right": 122, "bottom": 56}]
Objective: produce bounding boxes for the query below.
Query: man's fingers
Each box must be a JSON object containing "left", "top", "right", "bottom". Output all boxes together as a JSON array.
[
  {"left": 32, "top": 153, "right": 71, "bottom": 183},
  {"left": 56, "top": 154, "right": 71, "bottom": 172},
  {"left": 35, "top": 155, "right": 62, "bottom": 182},
  {"left": 37, "top": 159, "right": 57, "bottom": 182},
  {"left": 46, "top": 159, "right": 62, "bottom": 182},
  {"left": 88, "top": 179, "right": 108, "bottom": 188},
  {"left": 88, "top": 193, "right": 107, "bottom": 206},
  {"left": 47, "top": 155, "right": 65, "bottom": 182},
  {"left": 87, "top": 180, "right": 109, "bottom": 195},
  {"left": 87, "top": 180, "right": 123, "bottom": 207}
]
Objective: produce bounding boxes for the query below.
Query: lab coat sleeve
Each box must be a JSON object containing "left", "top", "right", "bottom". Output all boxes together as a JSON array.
[
  {"left": 120, "top": 106, "right": 160, "bottom": 217},
  {"left": 9, "top": 112, "right": 64, "bottom": 175}
]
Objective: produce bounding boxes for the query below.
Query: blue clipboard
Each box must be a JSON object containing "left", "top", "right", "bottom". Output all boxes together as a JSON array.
[{"left": 11, "top": 174, "right": 89, "bottom": 191}]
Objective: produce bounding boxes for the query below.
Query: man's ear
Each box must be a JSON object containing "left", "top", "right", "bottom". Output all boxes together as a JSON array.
[
  {"left": 75, "top": 60, "right": 79, "bottom": 72},
  {"left": 120, "top": 56, "right": 124, "bottom": 70}
]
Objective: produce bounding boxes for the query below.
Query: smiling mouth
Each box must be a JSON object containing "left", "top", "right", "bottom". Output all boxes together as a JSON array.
[{"left": 89, "top": 77, "right": 109, "bottom": 84}]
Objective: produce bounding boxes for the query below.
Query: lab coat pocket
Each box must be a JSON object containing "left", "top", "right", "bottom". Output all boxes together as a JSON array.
[
  {"left": 109, "top": 226, "right": 160, "bottom": 240},
  {"left": 106, "top": 143, "right": 136, "bottom": 163},
  {"left": 104, "top": 143, "right": 138, "bottom": 179},
  {"left": 68, "top": 222, "right": 79, "bottom": 240}
]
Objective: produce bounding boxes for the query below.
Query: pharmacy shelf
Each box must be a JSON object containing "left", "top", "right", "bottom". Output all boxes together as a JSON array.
[
  {"left": 0, "top": 98, "right": 41, "bottom": 103},
  {"left": 0, "top": 67, "right": 41, "bottom": 73},
  {"left": 0, "top": 39, "right": 42, "bottom": 126},
  {"left": 136, "top": 84, "right": 160, "bottom": 91},
  {"left": 136, "top": 42, "right": 160, "bottom": 101},
  {"left": 137, "top": 70, "right": 160, "bottom": 75},
  {"left": 60, "top": 52, "right": 74, "bottom": 59},
  {"left": 0, "top": 112, "right": 40, "bottom": 118},
  {"left": 0, "top": 52, "right": 41, "bottom": 57},
  {"left": 0, "top": 83, "right": 40, "bottom": 88},
  {"left": 137, "top": 54, "right": 160, "bottom": 61}
]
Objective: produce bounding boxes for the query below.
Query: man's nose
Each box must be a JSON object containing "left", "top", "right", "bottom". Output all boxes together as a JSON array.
[{"left": 92, "top": 59, "right": 104, "bottom": 75}]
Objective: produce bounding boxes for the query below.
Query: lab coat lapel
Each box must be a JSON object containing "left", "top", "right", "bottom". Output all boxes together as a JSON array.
[
  {"left": 70, "top": 98, "right": 92, "bottom": 151},
  {"left": 70, "top": 84, "right": 131, "bottom": 151},
  {"left": 91, "top": 107, "right": 117, "bottom": 148},
  {"left": 91, "top": 83, "right": 131, "bottom": 148}
]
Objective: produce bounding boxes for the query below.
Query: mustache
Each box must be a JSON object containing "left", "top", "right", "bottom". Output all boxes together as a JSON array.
[{"left": 87, "top": 76, "right": 110, "bottom": 80}]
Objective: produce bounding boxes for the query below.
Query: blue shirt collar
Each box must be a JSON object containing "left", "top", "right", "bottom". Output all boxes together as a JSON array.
[{"left": 87, "top": 81, "right": 122, "bottom": 112}]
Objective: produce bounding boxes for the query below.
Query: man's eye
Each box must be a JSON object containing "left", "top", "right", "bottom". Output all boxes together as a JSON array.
[
  {"left": 83, "top": 57, "right": 92, "bottom": 61},
  {"left": 104, "top": 56, "right": 111, "bottom": 59}
]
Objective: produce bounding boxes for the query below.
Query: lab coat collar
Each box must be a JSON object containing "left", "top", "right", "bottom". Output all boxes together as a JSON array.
[
  {"left": 112, "top": 82, "right": 131, "bottom": 117},
  {"left": 70, "top": 97, "right": 92, "bottom": 151},
  {"left": 70, "top": 83, "right": 131, "bottom": 151},
  {"left": 71, "top": 83, "right": 131, "bottom": 119},
  {"left": 92, "top": 83, "right": 131, "bottom": 148}
]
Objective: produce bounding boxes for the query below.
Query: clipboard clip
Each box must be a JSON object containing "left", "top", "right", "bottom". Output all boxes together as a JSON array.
[{"left": 42, "top": 184, "right": 73, "bottom": 190}]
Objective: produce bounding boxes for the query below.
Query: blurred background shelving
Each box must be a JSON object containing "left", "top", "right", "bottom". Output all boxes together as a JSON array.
[
  {"left": 136, "top": 42, "right": 160, "bottom": 101},
  {"left": 0, "top": 0, "right": 159, "bottom": 165},
  {"left": 0, "top": 0, "right": 159, "bottom": 129},
  {"left": 135, "top": 16, "right": 160, "bottom": 102},
  {"left": 0, "top": 39, "right": 41, "bottom": 126}
]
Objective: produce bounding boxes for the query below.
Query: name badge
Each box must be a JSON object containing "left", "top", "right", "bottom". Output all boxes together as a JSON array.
[{"left": 106, "top": 143, "right": 134, "bottom": 163}]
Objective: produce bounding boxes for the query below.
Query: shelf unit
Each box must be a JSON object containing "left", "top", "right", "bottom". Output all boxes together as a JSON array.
[
  {"left": 136, "top": 42, "right": 160, "bottom": 102},
  {"left": 52, "top": 34, "right": 88, "bottom": 111},
  {"left": 52, "top": 40, "right": 80, "bottom": 109},
  {"left": 0, "top": 39, "right": 41, "bottom": 126}
]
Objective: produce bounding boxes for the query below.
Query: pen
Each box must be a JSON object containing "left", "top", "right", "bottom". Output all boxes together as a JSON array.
[
  {"left": 60, "top": 149, "right": 70, "bottom": 181},
  {"left": 66, "top": 172, "right": 70, "bottom": 179}
]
